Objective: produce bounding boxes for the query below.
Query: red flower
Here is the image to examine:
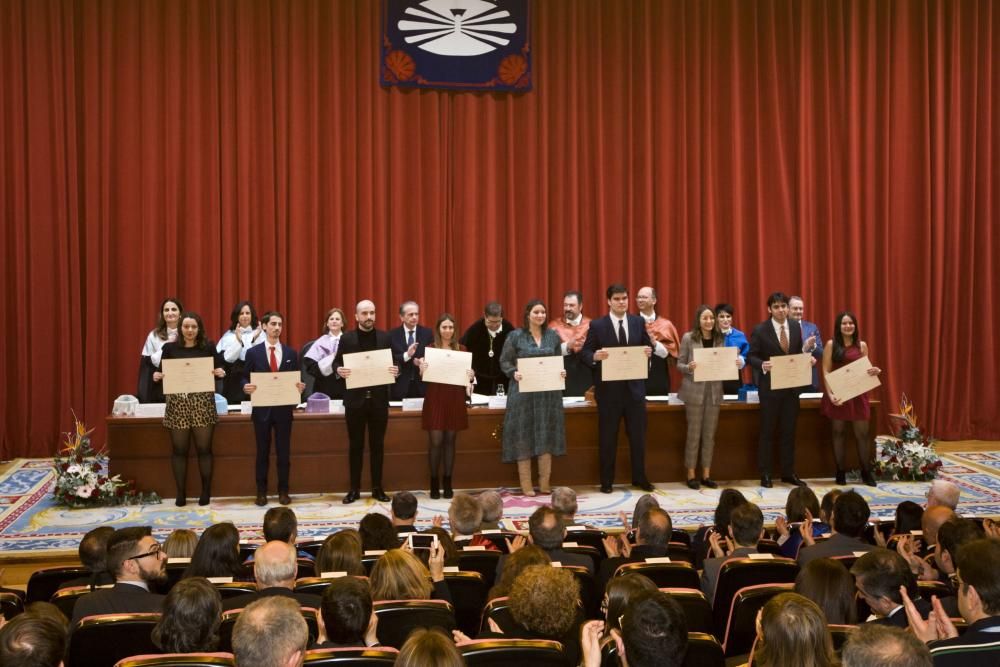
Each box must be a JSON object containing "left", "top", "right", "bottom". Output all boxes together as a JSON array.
[
  {"left": 92, "top": 463, "right": 101, "bottom": 472},
  {"left": 384, "top": 50, "right": 415, "bottom": 82}
]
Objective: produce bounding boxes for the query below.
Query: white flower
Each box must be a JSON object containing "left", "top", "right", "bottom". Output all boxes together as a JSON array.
[
  {"left": 66, "top": 464, "right": 82, "bottom": 475},
  {"left": 75, "top": 485, "right": 95, "bottom": 498}
]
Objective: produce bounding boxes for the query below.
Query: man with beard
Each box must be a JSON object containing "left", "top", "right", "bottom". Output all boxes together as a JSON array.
[
  {"left": 335, "top": 300, "right": 399, "bottom": 504},
  {"left": 70, "top": 526, "right": 167, "bottom": 627},
  {"left": 548, "top": 290, "right": 593, "bottom": 396}
]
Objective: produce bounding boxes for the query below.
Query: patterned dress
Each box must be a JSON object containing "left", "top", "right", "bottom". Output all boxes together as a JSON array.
[
  {"left": 499, "top": 328, "right": 566, "bottom": 463},
  {"left": 161, "top": 342, "right": 222, "bottom": 429}
]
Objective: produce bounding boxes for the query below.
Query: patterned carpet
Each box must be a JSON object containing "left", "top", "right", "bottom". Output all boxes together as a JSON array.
[{"left": 2, "top": 453, "right": 999, "bottom": 556}]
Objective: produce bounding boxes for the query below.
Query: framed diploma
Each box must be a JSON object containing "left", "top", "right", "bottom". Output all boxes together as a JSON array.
[
  {"left": 162, "top": 357, "right": 215, "bottom": 394},
  {"left": 692, "top": 346, "right": 739, "bottom": 382},
  {"left": 602, "top": 346, "right": 649, "bottom": 381},
  {"left": 342, "top": 348, "right": 395, "bottom": 390},
  {"left": 249, "top": 371, "right": 301, "bottom": 407},
  {"left": 423, "top": 347, "right": 473, "bottom": 387},
  {"left": 769, "top": 353, "right": 813, "bottom": 390},
  {"left": 824, "top": 355, "right": 881, "bottom": 403},
  {"left": 517, "top": 355, "right": 566, "bottom": 393}
]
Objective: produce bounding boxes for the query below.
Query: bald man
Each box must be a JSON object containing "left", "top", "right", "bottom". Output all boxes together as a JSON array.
[
  {"left": 224, "top": 541, "right": 322, "bottom": 611},
  {"left": 635, "top": 286, "right": 680, "bottom": 395},
  {"left": 335, "top": 300, "right": 400, "bottom": 504}
]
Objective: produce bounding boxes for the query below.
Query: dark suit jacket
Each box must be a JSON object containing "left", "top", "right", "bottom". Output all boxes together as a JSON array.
[
  {"left": 797, "top": 533, "right": 876, "bottom": 565},
  {"left": 243, "top": 342, "right": 300, "bottom": 421},
  {"left": 71, "top": 582, "right": 165, "bottom": 627},
  {"left": 701, "top": 546, "right": 758, "bottom": 601},
  {"left": 389, "top": 324, "right": 434, "bottom": 400},
  {"left": 222, "top": 586, "right": 322, "bottom": 612},
  {"left": 333, "top": 328, "right": 395, "bottom": 409},
  {"left": 580, "top": 314, "right": 654, "bottom": 402},
  {"left": 596, "top": 543, "right": 669, "bottom": 594},
  {"left": 748, "top": 318, "right": 820, "bottom": 393},
  {"left": 868, "top": 597, "right": 931, "bottom": 627}
]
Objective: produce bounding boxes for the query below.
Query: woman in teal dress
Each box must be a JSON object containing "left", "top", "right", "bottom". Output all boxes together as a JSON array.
[{"left": 500, "top": 299, "right": 568, "bottom": 496}]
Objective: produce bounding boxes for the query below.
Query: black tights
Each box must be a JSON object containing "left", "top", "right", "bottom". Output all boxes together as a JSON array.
[
  {"left": 427, "top": 430, "right": 457, "bottom": 479},
  {"left": 831, "top": 419, "right": 871, "bottom": 472},
  {"left": 170, "top": 426, "right": 214, "bottom": 499}
]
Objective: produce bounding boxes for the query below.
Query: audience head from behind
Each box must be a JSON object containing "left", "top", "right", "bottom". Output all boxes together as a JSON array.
[
  {"left": 370, "top": 548, "right": 433, "bottom": 601},
  {"left": 162, "top": 528, "right": 198, "bottom": 559},
  {"left": 0, "top": 613, "right": 67, "bottom": 667},
  {"left": 106, "top": 525, "right": 167, "bottom": 585},
  {"left": 421, "top": 527, "right": 459, "bottom": 565},
  {"left": 358, "top": 513, "right": 399, "bottom": 552},
  {"left": 478, "top": 490, "right": 504, "bottom": 529},
  {"left": 77, "top": 526, "right": 115, "bottom": 573},
  {"left": 850, "top": 549, "right": 916, "bottom": 621},
  {"left": 831, "top": 490, "right": 870, "bottom": 538},
  {"left": 752, "top": 592, "right": 836, "bottom": 667},
  {"left": 603, "top": 573, "right": 657, "bottom": 633},
  {"left": 936, "top": 517, "right": 985, "bottom": 576},
  {"left": 954, "top": 538, "right": 1000, "bottom": 623},
  {"left": 232, "top": 596, "right": 307, "bottom": 667},
  {"left": 390, "top": 491, "right": 418, "bottom": 527},
  {"left": 819, "top": 489, "right": 842, "bottom": 526},
  {"left": 395, "top": 628, "right": 464, "bottom": 667},
  {"left": 630, "top": 493, "right": 660, "bottom": 529},
  {"left": 794, "top": 558, "right": 857, "bottom": 625},
  {"left": 926, "top": 479, "right": 960, "bottom": 510},
  {"left": 151, "top": 576, "right": 222, "bottom": 653},
  {"left": 785, "top": 486, "right": 820, "bottom": 524},
  {"left": 636, "top": 507, "right": 672, "bottom": 547},
  {"left": 185, "top": 522, "right": 243, "bottom": 580},
  {"left": 921, "top": 505, "right": 955, "bottom": 547},
  {"left": 609, "top": 590, "right": 687, "bottom": 667},
  {"left": 729, "top": 502, "right": 764, "bottom": 548},
  {"left": 320, "top": 576, "right": 376, "bottom": 648},
  {"left": 528, "top": 505, "right": 566, "bottom": 550},
  {"left": 253, "top": 541, "right": 298, "bottom": 589},
  {"left": 551, "top": 487, "right": 579, "bottom": 522},
  {"left": 317, "top": 529, "right": 365, "bottom": 577},
  {"left": 713, "top": 488, "right": 748, "bottom": 535},
  {"left": 263, "top": 506, "right": 298, "bottom": 544},
  {"left": 488, "top": 544, "right": 551, "bottom": 600},
  {"left": 841, "top": 623, "right": 932, "bottom": 667},
  {"left": 448, "top": 492, "right": 483, "bottom": 538},
  {"left": 509, "top": 564, "right": 581, "bottom": 639},
  {"left": 892, "top": 500, "right": 924, "bottom": 535}
]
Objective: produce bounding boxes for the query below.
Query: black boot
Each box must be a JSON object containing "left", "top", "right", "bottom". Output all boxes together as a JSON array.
[
  {"left": 835, "top": 469, "right": 846, "bottom": 485},
  {"left": 443, "top": 477, "right": 453, "bottom": 499},
  {"left": 861, "top": 469, "right": 878, "bottom": 487},
  {"left": 430, "top": 477, "right": 440, "bottom": 500}
]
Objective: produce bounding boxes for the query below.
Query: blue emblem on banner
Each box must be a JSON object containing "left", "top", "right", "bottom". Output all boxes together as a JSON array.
[{"left": 381, "top": 0, "right": 531, "bottom": 91}]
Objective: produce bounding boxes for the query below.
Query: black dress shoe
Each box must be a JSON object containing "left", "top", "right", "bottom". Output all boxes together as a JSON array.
[
  {"left": 600, "top": 484, "right": 613, "bottom": 494},
  {"left": 279, "top": 493, "right": 292, "bottom": 505},
  {"left": 198, "top": 493, "right": 211, "bottom": 506},
  {"left": 861, "top": 470, "right": 878, "bottom": 487},
  {"left": 371, "top": 488, "right": 390, "bottom": 502},
  {"left": 760, "top": 474, "right": 773, "bottom": 488},
  {"left": 254, "top": 494, "right": 267, "bottom": 507},
  {"left": 835, "top": 470, "right": 847, "bottom": 485},
  {"left": 634, "top": 481, "right": 655, "bottom": 492},
  {"left": 701, "top": 478, "right": 719, "bottom": 489},
  {"left": 686, "top": 478, "right": 700, "bottom": 490},
  {"left": 342, "top": 489, "right": 360, "bottom": 504},
  {"left": 781, "top": 475, "right": 808, "bottom": 487}
]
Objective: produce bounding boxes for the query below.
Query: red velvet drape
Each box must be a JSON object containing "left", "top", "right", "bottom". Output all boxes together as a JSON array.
[{"left": 1, "top": 0, "right": 997, "bottom": 458}]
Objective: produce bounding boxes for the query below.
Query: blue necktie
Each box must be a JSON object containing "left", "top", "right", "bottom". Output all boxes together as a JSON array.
[{"left": 407, "top": 330, "right": 415, "bottom": 346}]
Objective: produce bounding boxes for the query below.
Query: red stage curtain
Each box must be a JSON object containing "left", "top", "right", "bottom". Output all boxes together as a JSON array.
[{"left": 1, "top": 0, "right": 996, "bottom": 458}]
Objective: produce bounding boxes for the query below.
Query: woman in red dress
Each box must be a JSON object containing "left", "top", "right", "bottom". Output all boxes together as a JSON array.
[
  {"left": 820, "top": 311, "right": 882, "bottom": 486},
  {"left": 419, "top": 314, "right": 475, "bottom": 499}
]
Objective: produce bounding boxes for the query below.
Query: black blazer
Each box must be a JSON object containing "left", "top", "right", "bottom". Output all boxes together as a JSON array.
[
  {"left": 748, "top": 318, "right": 819, "bottom": 392},
  {"left": 389, "top": 324, "right": 434, "bottom": 400},
  {"left": 70, "top": 582, "right": 165, "bottom": 627},
  {"left": 243, "top": 341, "right": 300, "bottom": 421},
  {"left": 333, "top": 328, "right": 396, "bottom": 409},
  {"left": 580, "top": 314, "right": 653, "bottom": 401}
]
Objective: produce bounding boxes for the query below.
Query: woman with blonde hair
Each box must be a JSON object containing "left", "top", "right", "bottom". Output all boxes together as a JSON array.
[
  {"left": 369, "top": 546, "right": 450, "bottom": 602},
  {"left": 162, "top": 528, "right": 198, "bottom": 559},
  {"left": 751, "top": 592, "right": 836, "bottom": 667},
  {"left": 396, "top": 628, "right": 464, "bottom": 667}
]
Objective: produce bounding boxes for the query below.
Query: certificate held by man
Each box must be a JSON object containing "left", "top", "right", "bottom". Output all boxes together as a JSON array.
[
  {"left": 423, "top": 347, "right": 473, "bottom": 387},
  {"left": 249, "top": 371, "right": 302, "bottom": 407},
  {"left": 342, "top": 348, "right": 395, "bottom": 390},
  {"left": 769, "top": 353, "right": 813, "bottom": 390},
  {"left": 162, "top": 357, "right": 215, "bottom": 394},
  {"left": 693, "top": 346, "right": 739, "bottom": 382},
  {"left": 601, "top": 346, "right": 649, "bottom": 382},
  {"left": 517, "top": 355, "right": 565, "bottom": 393},
  {"left": 825, "top": 355, "right": 881, "bottom": 403}
]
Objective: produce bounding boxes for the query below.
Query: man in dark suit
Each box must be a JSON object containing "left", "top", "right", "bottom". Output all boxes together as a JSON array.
[
  {"left": 335, "top": 300, "right": 399, "bottom": 504},
  {"left": 851, "top": 549, "right": 931, "bottom": 628},
  {"left": 243, "top": 311, "right": 305, "bottom": 507},
  {"left": 459, "top": 301, "right": 514, "bottom": 396},
  {"left": 798, "top": 490, "right": 877, "bottom": 565},
  {"left": 223, "top": 541, "right": 321, "bottom": 611},
  {"left": 70, "top": 526, "right": 166, "bottom": 627},
  {"left": 581, "top": 284, "right": 663, "bottom": 493},
  {"left": 748, "top": 291, "right": 821, "bottom": 488},
  {"left": 700, "top": 503, "right": 765, "bottom": 602},
  {"left": 389, "top": 300, "right": 434, "bottom": 401},
  {"left": 495, "top": 506, "right": 594, "bottom": 583},
  {"left": 597, "top": 507, "right": 672, "bottom": 594}
]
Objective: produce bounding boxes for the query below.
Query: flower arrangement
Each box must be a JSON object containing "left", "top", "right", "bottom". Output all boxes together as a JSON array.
[
  {"left": 872, "top": 394, "right": 943, "bottom": 481},
  {"left": 52, "top": 413, "right": 157, "bottom": 507}
]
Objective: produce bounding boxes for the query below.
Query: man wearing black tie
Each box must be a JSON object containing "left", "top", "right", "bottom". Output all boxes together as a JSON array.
[
  {"left": 748, "top": 292, "right": 821, "bottom": 488},
  {"left": 389, "top": 301, "right": 434, "bottom": 400},
  {"left": 581, "top": 284, "right": 663, "bottom": 493}
]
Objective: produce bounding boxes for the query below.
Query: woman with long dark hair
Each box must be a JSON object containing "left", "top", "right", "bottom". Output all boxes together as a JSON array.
[
  {"left": 183, "top": 523, "right": 246, "bottom": 580},
  {"left": 217, "top": 300, "right": 263, "bottom": 404},
  {"left": 820, "top": 311, "right": 881, "bottom": 486},
  {"left": 138, "top": 297, "right": 183, "bottom": 403}
]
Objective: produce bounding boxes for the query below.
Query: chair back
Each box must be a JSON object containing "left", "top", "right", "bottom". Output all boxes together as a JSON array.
[
  {"left": 667, "top": 542, "right": 695, "bottom": 564},
  {"left": 828, "top": 624, "right": 857, "bottom": 654},
  {"left": 213, "top": 582, "right": 258, "bottom": 600},
  {"left": 51, "top": 585, "right": 104, "bottom": 619},
  {"left": 560, "top": 565, "right": 598, "bottom": 619},
  {"left": 298, "top": 540, "right": 325, "bottom": 559},
  {"left": 683, "top": 632, "right": 725, "bottom": 667},
  {"left": 660, "top": 588, "right": 713, "bottom": 634},
  {"left": 303, "top": 647, "right": 399, "bottom": 666},
  {"left": 238, "top": 544, "right": 259, "bottom": 563},
  {"left": 756, "top": 539, "right": 782, "bottom": 556},
  {"left": 458, "top": 549, "right": 502, "bottom": 584},
  {"left": 917, "top": 579, "right": 954, "bottom": 599},
  {"left": 26, "top": 565, "right": 90, "bottom": 603},
  {"left": 294, "top": 575, "right": 368, "bottom": 597},
  {"left": 114, "top": 652, "right": 235, "bottom": 667},
  {"left": 300, "top": 340, "right": 316, "bottom": 399},
  {"left": 671, "top": 529, "right": 693, "bottom": 546},
  {"left": 614, "top": 561, "right": 700, "bottom": 590},
  {"left": 1, "top": 591, "right": 25, "bottom": 619},
  {"left": 469, "top": 531, "right": 520, "bottom": 553},
  {"left": 444, "top": 571, "right": 489, "bottom": 636},
  {"left": 296, "top": 557, "right": 317, "bottom": 579},
  {"left": 68, "top": 613, "right": 161, "bottom": 667},
  {"left": 711, "top": 557, "right": 798, "bottom": 636},
  {"left": 373, "top": 599, "right": 456, "bottom": 649},
  {"left": 830, "top": 554, "right": 860, "bottom": 571},
  {"left": 718, "top": 583, "right": 794, "bottom": 655},
  {"left": 458, "top": 638, "right": 568, "bottom": 667},
  {"left": 559, "top": 544, "right": 603, "bottom": 571},
  {"left": 563, "top": 528, "right": 608, "bottom": 557},
  {"left": 480, "top": 596, "right": 515, "bottom": 634}
]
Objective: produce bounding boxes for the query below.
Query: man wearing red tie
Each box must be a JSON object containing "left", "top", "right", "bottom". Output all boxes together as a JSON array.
[{"left": 243, "top": 312, "right": 305, "bottom": 507}]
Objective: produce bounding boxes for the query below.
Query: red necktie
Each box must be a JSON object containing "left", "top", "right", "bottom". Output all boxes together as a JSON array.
[
  {"left": 269, "top": 346, "right": 278, "bottom": 372},
  {"left": 779, "top": 325, "right": 789, "bottom": 353}
]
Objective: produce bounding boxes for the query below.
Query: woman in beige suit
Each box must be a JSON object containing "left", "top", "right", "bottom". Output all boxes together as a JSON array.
[{"left": 677, "top": 305, "right": 743, "bottom": 489}]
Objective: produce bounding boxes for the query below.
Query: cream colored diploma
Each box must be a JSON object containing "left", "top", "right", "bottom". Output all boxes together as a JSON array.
[
  {"left": 249, "top": 371, "right": 301, "bottom": 407},
  {"left": 824, "top": 355, "right": 880, "bottom": 403},
  {"left": 162, "top": 357, "right": 215, "bottom": 394},
  {"left": 693, "top": 346, "right": 739, "bottom": 382},
  {"left": 769, "top": 353, "right": 813, "bottom": 390},
  {"left": 423, "top": 347, "right": 473, "bottom": 387},
  {"left": 342, "top": 348, "right": 395, "bottom": 390},
  {"left": 517, "top": 356, "right": 565, "bottom": 393},
  {"left": 602, "top": 346, "right": 649, "bottom": 381}
]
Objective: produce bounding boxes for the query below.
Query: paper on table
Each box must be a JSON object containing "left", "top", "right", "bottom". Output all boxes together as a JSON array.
[
  {"left": 162, "top": 357, "right": 215, "bottom": 394},
  {"left": 601, "top": 346, "right": 649, "bottom": 381},
  {"left": 249, "top": 371, "right": 301, "bottom": 407},
  {"left": 342, "top": 348, "right": 395, "bottom": 390},
  {"left": 824, "top": 355, "right": 881, "bottom": 403},
  {"left": 517, "top": 355, "right": 565, "bottom": 393},
  {"left": 770, "top": 353, "right": 813, "bottom": 390},
  {"left": 692, "top": 346, "right": 739, "bottom": 382},
  {"left": 422, "top": 347, "right": 473, "bottom": 387}
]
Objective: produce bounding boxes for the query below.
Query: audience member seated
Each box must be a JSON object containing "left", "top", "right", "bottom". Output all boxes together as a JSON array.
[
  {"left": 552, "top": 487, "right": 587, "bottom": 527},
  {"left": 598, "top": 507, "right": 672, "bottom": 593},
  {"left": 601, "top": 573, "right": 657, "bottom": 635},
  {"left": 794, "top": 558, "right": 857, "bottom": 624},
  {"left": 926, "top": 480, "right": 960, "bottom": 511},
  {"left": 315, "top": 576, "right": 379, "bottom": 648},
  {"left": 893, "top": 500, "right": 925, "bottom": 535},
  {"left": 391, "top": 491, "right": 420, "bottom": 536},
  {"left": 316, "top": 529, "right": 365, "bottom": 577},
  {"left": 701, "top": 502, "right": 764, "bottom": 600},
  {"left": 223, "top": 541, "right": 322, "bottom": 611},
  {"left": 359, "top": 513, "right": 401, "bottom": 552},
  {"left": 750, "top": 592, "right": 836, "bottom": 667},
  {"left": 70, "top": 526, "right": 166, "bottom": 627},
  {"left": 448, "top": 492, "right": 499, "bottom": 550},
  {"left": 486, "top": 544, "right": 551, "bottom": 601},
  {"left": 184, "top": 522, "right": 247, "bottom": 581},
  {"left": 478, "top": 490, "right": 504, "bottom": 530},
  {"left": 920, "top": 505, "right": 956, "bottom": 555},
  {"left": 0, "top": 613, "right": 67, "bottom": 667},
  {"left": 692, "top": 488, "right": 747, "bottom": 567},
  {"left": 262, "top": 507, "right": 313, "bottom": 560},
  {"left": 497, "top": 506, "right": 593, "bottom": 582},
  {"left": 841, "top": 623, "right": 932, "bottom": 667},
  {"left": 58, "top": 526, "right": 116, "bottom": 590},
  {"left": 774, "top": 487, "right": 826, "bottom": 559},
  {"left": 624, "top": 493, "right": 662, "bottom": 531},
  {"left": 851, "top": 549, "right": 929, "bottom": 627},
  {"left": 398, "top": 627, "right": 463, "bottom": 667},
  {"left": 580, "top": 589, "right": 688, "bottom": 667},
  {"left": 421, "top": 527, "right": 460, "bottom": 567},
  {"left": 911, "top": 518, "right": 986, "bottom": 616},
  {"left": 798, "top": 490, "right": 875, "bottom": 565},
  {"left": 369, "top": 545, "right": 451, "bottom": 603},
  {"left": 151, "top": 576, "right": 222, "bottom": 653},
  {"left": 819, "top": 488, "right": 843, "bottom": 527},
  {"left": 232, "top": 596, "right": 308, "bottom": 667},
  {"left": 162, "top": 528, "right": 199, "bottom": 559}
]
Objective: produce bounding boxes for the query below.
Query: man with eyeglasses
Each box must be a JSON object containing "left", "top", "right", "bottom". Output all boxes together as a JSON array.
[
  {"left": 459, "top": 301, "right": 513, "bottom": 396},
  {"left": 70, "top": 526, "right": 166, "bottom": 627}
]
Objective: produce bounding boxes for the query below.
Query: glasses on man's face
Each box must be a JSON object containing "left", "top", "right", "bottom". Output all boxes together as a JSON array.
[{"left": 126, "top": 544, "right": 163, "bottom": 561}]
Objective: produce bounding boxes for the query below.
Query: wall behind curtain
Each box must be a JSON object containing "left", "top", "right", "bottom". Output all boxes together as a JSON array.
[{"left": 1, "top": 0, "right": 996, "bottom": 458}]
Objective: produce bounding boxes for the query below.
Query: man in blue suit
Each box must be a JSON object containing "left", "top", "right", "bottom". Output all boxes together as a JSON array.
[
  {"left": 581, "top": 284, "right": 665, "bottom": 493},
  {"left": 243, "top": 311, "right": 305, "bottom": 507},
  {"left": 389, "top": 300, "right": 435, "bottom": 400}
]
